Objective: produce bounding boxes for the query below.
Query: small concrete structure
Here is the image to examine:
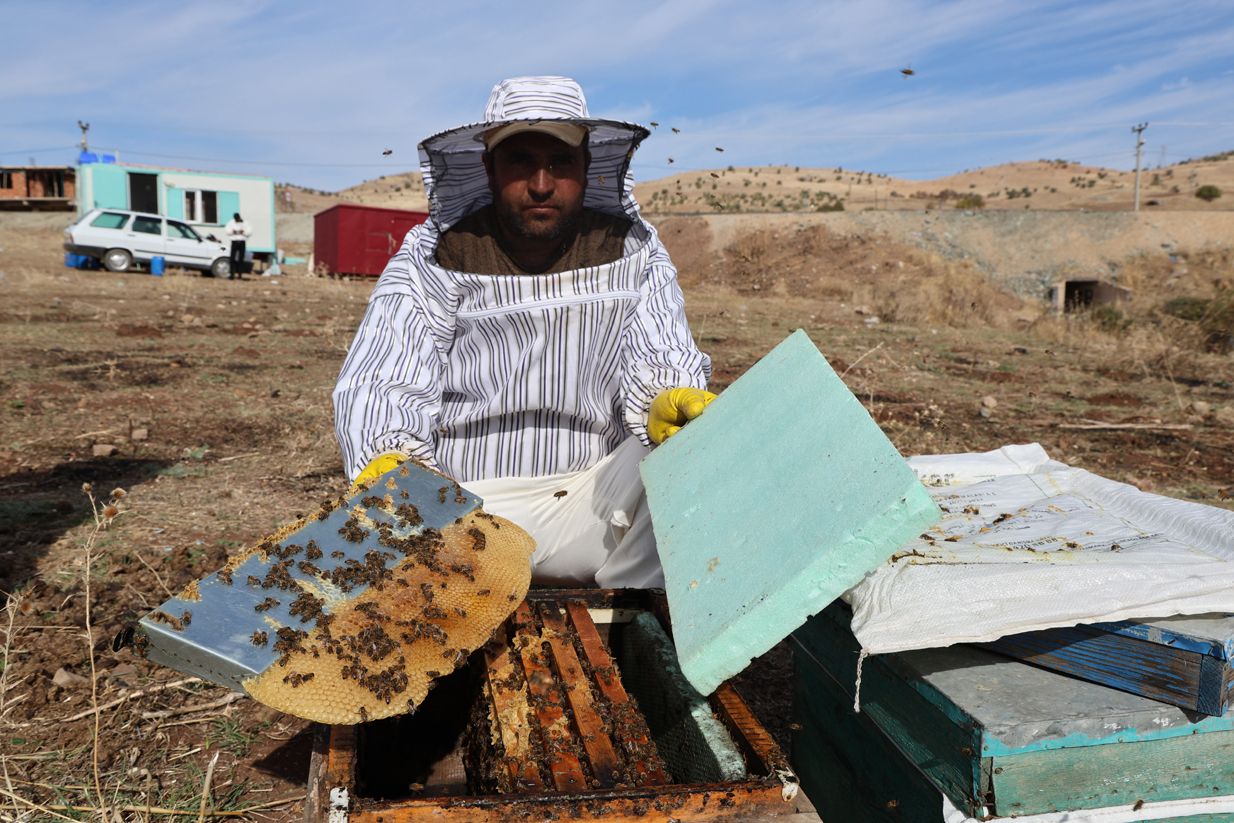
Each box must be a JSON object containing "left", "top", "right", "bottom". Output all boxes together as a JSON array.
[{"left": 1048, "top": 278, "right": 1132, "bottom": 312}]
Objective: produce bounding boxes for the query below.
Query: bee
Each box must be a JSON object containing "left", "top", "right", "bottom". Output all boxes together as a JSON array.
[
  {"left": 1133, "top": 800, "right": 1144, "bottom": 811},
  {"left": 649, "top": 122, "right": 659, "bottom": 128},
  {"left": 667, "top": 158, "right": 674, "bottom": 164},
  {"left": 554, "top": 490, "right": 568, "bottom": 499},
  {"left": 944, "top": 535, "right": 961, "bottom": 543},
  {"left": 1219, "top": 489, "right": 1230, "bottom": 500},
  {"left": 112, "top": 625, "right": 135, "bottom": 652},
  {"left": 710, "top": 173, "right": 719, "bottom": 179},
  {"left": 598, "top": 175, "right": 605, "bottom": 183},
  {"left": 382, "top": 149, "right": 393, "bottom": 156},
  {"left": 1065, "top": 541, "right": 1080, "bottom": 549},
  {"left": 992, "top": 513, "right": 1012, "bottom": 525},
  {"left": 671, "top": 127, "right": 680, "bottom": 134},
  {"left": 900, "top": 63, "right": 914, "bottom": 78},
  {"left": 715, "top": 147, "right": 724, "bottom": 152}
]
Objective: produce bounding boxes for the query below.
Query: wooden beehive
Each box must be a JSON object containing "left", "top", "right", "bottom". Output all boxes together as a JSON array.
[{"left": 304, "top": 589, "right": 800, "bottom": 822}]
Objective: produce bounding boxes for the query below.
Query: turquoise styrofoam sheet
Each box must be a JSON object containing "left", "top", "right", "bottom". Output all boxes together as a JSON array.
[{"left": 640, "top": 329, "right": 941, "bottom": 695}]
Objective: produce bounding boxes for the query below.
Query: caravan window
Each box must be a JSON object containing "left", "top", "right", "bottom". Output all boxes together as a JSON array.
[
  {"left": 91, "top": 212, "right": 130, "bottom": 230},
  {"left": 183, "top": 190, "right": 219, "bottom": 224}
]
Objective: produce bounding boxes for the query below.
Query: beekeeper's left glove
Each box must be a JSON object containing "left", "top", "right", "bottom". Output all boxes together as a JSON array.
[{"left": 648, "top": 388, "right": 717, "bottom": 445}]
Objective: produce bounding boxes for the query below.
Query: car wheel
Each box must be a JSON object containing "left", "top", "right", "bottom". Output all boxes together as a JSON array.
[
  {"left": 210, "top": 257, "right": 230, "bottom": 278},
  {"left": 102, "top": 248, "right": 132, "bottom": 273}
]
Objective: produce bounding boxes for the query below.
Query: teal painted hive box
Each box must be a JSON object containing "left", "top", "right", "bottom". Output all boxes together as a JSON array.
[
  {"left": 791, "top": 604, "right": 1234, "bottom": 821},
  {"left": 640, "top": 330, "right": 940, "bottom": 696}
]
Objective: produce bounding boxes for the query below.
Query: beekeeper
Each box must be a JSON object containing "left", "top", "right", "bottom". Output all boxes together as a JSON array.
[{"left": 333, "top": 77, "right": 712, "bottom": 589}]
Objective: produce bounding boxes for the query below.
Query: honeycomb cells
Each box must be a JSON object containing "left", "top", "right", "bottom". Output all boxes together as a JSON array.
[{"left": 243, "top": 510, "right": 535, "bottom": 724}]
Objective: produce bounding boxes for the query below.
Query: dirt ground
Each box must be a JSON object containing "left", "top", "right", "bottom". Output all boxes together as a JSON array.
[{"left": 2, "top": 210, "right": 1233, "bottom": 821}]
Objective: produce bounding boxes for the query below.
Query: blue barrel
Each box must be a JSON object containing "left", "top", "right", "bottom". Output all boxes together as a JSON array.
[{"left": 151, "top": 256, "right": 165, "bottom": 276}]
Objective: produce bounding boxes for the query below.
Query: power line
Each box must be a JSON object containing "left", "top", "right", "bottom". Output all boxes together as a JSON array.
[
  {"left": 117, "top": 149, "right": 413, "bottom": 169},
  {"left": 0, "top": 145, "right": 77, "bottom": 156}
]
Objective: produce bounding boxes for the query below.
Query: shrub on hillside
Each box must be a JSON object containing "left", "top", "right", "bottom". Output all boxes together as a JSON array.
[
  {"left": 1196, "top": 185, "right": 1222, "bottom": 202},
  {"left": 955, "top": 194, "right": 985, "bottom": 210},
  {"left": 1091, "top": 305, "right": 1130, "bottom": 333},
  {"left": 1163, "top": 296, "right": 1212, "bottom": 321}
]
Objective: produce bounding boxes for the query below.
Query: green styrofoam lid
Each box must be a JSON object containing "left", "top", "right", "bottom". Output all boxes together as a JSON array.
[{"left": 639, "top": 330, "right": 941, "bottom": 695}]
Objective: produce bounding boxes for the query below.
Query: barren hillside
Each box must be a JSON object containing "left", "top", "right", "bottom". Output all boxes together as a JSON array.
[
  {"left": 283, "top": 150, "right": 1234, "bottom": 220},
  {"left": 631, "top": 153, "right": 1234, "bottom": 215}
]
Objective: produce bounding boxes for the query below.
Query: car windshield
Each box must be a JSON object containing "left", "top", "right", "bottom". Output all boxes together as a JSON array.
[
  {"left": 168, "top": 221, "right": 200, "bottom": 240},
  {"left": 132, "top": 216, "right": 162, "bottom": 235},
  {"left": 90, "top": 212, "right": 130, "bottom": 230}
]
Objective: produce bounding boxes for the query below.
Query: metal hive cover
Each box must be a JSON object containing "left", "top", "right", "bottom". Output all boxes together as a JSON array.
[{"left": 134, "top": 461, "right": 536, "bottom": 724}]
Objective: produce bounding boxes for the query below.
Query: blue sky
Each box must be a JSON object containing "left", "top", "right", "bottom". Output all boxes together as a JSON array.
[{"left": 3, "top": 0, "right": 1233, "bottom": 191}]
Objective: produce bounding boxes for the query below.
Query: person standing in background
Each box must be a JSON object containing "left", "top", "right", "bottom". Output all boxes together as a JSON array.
[{"left": 224, "top": 212, "right": 251, "bottom": 280}]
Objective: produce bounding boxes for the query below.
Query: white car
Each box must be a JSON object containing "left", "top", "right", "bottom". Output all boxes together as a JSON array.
[{"left": 64, "top": 208, "right": 232, "bottom": 277}]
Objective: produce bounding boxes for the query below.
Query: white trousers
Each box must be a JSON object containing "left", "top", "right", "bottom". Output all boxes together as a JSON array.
[{"left": 463, "top": 437, "right": 663, "bottom": 589}]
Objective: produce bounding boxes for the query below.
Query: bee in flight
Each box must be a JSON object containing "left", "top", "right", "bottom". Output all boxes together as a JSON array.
[
  {"left": 715, "top": 147, "right": 724, "bottom": 152},
  {"left": 710, "top": 173, "right": 719, "bottom": 178},
  {"left": 671, "top": 127, "right": 681, "bottom": 134},
  {"left": 667, "top": 158, "right": 674, "bottom": 164},
  {"left": 382, "top": 149, "right": 393, "bottom": 155},
  {"left": 650, "top": 122, "right": 659, "bottom": 128},
  {"left": 900, "top": 63, "right": 915, "bottom": 78}
]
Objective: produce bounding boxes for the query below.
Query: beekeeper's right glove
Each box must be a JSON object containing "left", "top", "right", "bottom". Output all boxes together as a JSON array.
[{"left": 648, "top": 388, "right": 716, "bottom": 444}]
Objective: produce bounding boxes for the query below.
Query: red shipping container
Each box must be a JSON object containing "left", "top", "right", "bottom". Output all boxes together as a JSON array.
[{"left": 313, "top": 203, "right": 430, "bottom": 276}]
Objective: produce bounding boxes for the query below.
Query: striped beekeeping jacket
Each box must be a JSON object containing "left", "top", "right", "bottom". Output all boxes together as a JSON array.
[{"left": 332, "top": 77, "right": 710, "bottom": 483}]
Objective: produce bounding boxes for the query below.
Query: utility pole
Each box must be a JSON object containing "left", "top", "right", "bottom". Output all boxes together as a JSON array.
[
  {"left": 1132, "top": 122, "right": 1147, "bottom": 212},
  {"left": 77, "top": 121, "right": 89, "bottom": 153}
]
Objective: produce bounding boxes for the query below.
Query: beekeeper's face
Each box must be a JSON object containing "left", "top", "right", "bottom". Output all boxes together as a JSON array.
[{"left": 484, "top": 132, "right": 589, "bottom": 242}]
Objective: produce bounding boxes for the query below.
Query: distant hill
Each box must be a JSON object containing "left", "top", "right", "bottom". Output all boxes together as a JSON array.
[
  {"left": 631, "top": 153, "right": 1234, "bottom": 215},
  {"left": 285, "top": 152, "right": 1234, "bottom": 217},
  {"left": 278, "top": 172, "right": 428, "bottom": 216}
]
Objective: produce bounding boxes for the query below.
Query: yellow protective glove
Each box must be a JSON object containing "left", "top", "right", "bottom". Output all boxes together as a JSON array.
[
  {"left": 350, "top": 452, "right": 407, "bottom": 494},
  {"left": 648, "top": 387, "right": 717, "bottom": 444}
]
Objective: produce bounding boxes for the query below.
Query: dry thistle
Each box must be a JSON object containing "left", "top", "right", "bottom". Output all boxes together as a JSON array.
[
  {"left": 102, "top": 505, "right": 120, "bottom": 520},
  {"left": 81, "top": 482, "right": 92, "bottom": 493},
  {"left": 111, "top": 487, "right": 127, "bottom": 500}
]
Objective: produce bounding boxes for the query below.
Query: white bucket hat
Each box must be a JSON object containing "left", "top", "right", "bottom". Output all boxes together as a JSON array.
[{"left": 418, "top": 77, "right": 651, "bottom": 232}]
